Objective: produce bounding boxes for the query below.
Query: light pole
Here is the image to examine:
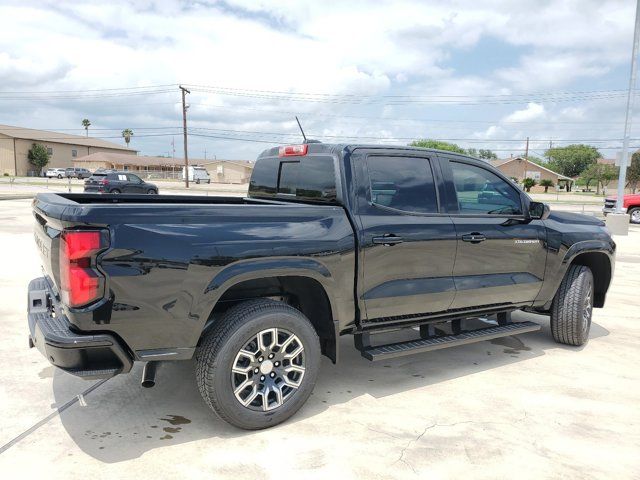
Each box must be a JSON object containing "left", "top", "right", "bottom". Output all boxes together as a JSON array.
[{"left": 616, "top": 0, "right": 640, "bottom": 214}]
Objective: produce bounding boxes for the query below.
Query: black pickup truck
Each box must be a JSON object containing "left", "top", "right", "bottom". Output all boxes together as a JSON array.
[{"left": 28, "top": 143, "right": 615, "bottom": 429}]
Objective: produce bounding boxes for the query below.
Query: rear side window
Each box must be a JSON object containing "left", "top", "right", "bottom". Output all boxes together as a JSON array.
[
  {"left": 450, "top": 161, "right": 523, "bottom": 215},
  {"left": 366, "top": 156, "right": 438, "bottom": 214},
  {"left": 249, "top": 155, "right": 337, "bottom": 202}
]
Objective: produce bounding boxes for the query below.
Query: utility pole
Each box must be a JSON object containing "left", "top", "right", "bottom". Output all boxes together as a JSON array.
[
  {"left": 523, "top": 136, "right": 529, "bottom": 180},
  {"left": 180, "top": 85, "right": 191, "bottom": 188},
  {"left": 616, "top": 0, "right": 640, "bottom": 214}
]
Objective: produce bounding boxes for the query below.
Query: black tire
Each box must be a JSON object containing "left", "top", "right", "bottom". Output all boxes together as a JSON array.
[
  {"left": 57, "top": 175, "right": 62, "bottom": 179},
  {"left": 628, "top": 207, "right": 640, "bottom": 224},
  {"left": 147, "top": 189, "right": 156, "bottom": 194},
  {"left": 195, "top": 299, "right": 320, "bottom": 430},
  {"left": 196, "top": 179, "right": 200, "bottom": 184},
  {"left": 110, "top": 189, "right": 121, "bottom": 194},
  {"left": 550, "top": 265, "right": 594, "bottom": 346}
]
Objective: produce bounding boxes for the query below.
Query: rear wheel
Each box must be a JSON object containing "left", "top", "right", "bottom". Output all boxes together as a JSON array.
[
  {"left": 196, "top": 299, "right": 320, "bottom": 430},
  {"left": 196, "top": 179, "right": 200, "bottom": 184},
  {"left": 628, "top": 207, "right": 640, "bottom": 224},
  {"left": 57, "top": 174, "right": 62, "bottom": 179},
  {"left": 550, "top": 265, "right": 594, "bottom": 346},
  {"left": 111, "top": 189, "right": 121, "bottom": 194}
]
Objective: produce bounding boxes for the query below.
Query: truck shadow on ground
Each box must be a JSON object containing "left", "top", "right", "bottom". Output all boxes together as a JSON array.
[{"left": 52, "top": 311, "right": 609, "bottom": 463}]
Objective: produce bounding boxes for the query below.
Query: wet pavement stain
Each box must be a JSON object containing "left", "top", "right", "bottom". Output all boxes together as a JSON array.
[
  {"left": 490, "top": 336, "right": 532, "bottom": 355},
  {"left": 163, "top": 427, "right": 181, "bottom": 434},
  {"left": 160, "top": 415, "right": 191, "bottom": 426},
  {"left": 160, "top": 434, "right": 173, "bottom": 440},
  {"left": 38, "top": 366, "right": 54, "bottom": 379}
]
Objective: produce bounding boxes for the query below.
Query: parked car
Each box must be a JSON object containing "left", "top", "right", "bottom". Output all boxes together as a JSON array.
[
  {"left": 182, "top": 165, "right": 211, "bottom": 184},
  {"left": 83, "top": 171, "right": 158, "bottom": 194},
  {"left": 28, "top": 143, "right": 615, "bottom": 430},
  {"left": 44, "top": 168, "right": 66, "bottom": 179},
  {"left": 65, "top": 167, "right": 91, "bottom": 179},
  {"left": 603, "top": 194, "right": 640, "bottom": 223}
]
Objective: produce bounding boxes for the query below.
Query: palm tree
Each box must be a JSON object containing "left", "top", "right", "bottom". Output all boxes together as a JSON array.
[
  {"left": 82, "top": 119, "right": 91, "bottom": 137},
  {"left": 122, "top": 128, "right": 134, "bottom": 148}
]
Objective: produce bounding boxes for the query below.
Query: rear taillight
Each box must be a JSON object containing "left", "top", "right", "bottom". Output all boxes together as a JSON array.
[
  {"left": 278, "top": 144, "right": 308, "bottom": 157},
  {"left": 59, "top": 230, "right": 108, "bottom": 307}
]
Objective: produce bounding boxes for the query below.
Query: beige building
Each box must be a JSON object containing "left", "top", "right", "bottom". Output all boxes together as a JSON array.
[
  {"left": 73, "top": 152, "right": 186, "bottom": 174},
  {"left": 0, "top": 124, "right": 136, "bottom": 176},
  {"left": 491, "top": 157, "right": 573, "bottom": 192},
  {"left": 201, "top": 159, "right": 254, "bottom": 184},
  {"left": 74, "top": 153, "right": 254, "bottom": 183}
]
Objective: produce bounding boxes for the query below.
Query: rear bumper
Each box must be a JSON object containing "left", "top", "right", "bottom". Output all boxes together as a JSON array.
[
  {"left": 27, "top": 277, "right": 133, "bottom": 379},
  {"left": 603, "top": 205, "right": 625, "bottom": 215}
]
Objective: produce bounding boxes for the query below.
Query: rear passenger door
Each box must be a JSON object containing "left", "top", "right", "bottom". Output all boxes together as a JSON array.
[
  {"left": 354, "top": 151, "right": 457, "bottom": 320},
  {"left": 440, "top": 157, "right": 547, "bottom": 310}
]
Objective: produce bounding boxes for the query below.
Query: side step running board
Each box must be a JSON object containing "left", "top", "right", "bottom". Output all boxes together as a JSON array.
[{"left": 358, "top": 321, "right": 541, "bottom": 361}]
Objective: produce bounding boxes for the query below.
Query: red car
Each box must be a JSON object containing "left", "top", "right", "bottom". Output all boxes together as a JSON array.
[{"left": 603, "top": 194, "right": 640, "bottom": 223}]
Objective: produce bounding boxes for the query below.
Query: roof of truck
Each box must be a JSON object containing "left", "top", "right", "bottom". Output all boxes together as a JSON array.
[{"left": 257, "top": 143, "right": 483, "bottom": 162}]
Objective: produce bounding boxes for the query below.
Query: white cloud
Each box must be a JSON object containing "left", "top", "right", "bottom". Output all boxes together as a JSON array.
[
  {"left": 0, "top": 0, "right": 636, "bottom": 159},
  {"left": 503, "top": 103, "right": 546, "bottom": 123}
]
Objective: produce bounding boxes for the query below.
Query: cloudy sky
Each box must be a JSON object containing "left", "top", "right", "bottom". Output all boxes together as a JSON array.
[{"left": 0, "top": 0, "right": 637, "bottom": 160}]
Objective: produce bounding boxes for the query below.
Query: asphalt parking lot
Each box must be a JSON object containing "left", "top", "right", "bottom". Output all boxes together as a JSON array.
[{"left": 0, "top": 198, "right": 638, "bottom": 479}]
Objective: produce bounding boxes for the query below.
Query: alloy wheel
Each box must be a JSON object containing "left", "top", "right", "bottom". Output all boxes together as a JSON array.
[{"left": 231, "top": 328, "right": 305, "bottom": 412}]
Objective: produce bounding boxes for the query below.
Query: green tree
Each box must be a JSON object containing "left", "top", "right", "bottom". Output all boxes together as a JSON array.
[
  {"left": 478, "top": 149, "right": 498, "bottom": 160},
  {"left": 580, "top": 163, "right": 619, "bottom": 195},
  {"left": 122, "top": 128, "right": 134, "bottom": 147},
  {"left": 539, "top": 179, "right": 554, "bottom": 193},
  {"left": 543, "top": 144, "right": 600, "bottom": 177},
  {"left": 410, "top": 139, "right": 466, "bottom": 154},
  {"left": 627, "top": 151, "right": 640, "bottom": 193},
  {"left": 466, "top": 148, "right": 478, "bottom": 157},
  {"left": 522, "top": 177, "right": 537, "bottom": 192},
  {"left": 27, "top": 143, "right": 50, "bottom": 174},
  {"left": 82, "top": 118, "right": 91, "bottom": 137}
]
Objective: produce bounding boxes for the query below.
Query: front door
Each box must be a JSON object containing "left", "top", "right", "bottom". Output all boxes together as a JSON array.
[
  {"left": 126, "top": 173, "right": 144, "bottom": 193},
  {"left": 355, "top": 152, "right": 457, "bottom": 320},
  {"left": 441, "top": 158, "right": 547, "bottom": 309}
]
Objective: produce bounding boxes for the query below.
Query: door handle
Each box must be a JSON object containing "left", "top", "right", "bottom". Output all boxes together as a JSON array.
[
  {"left": 461, "top": 233, "right": 486, "bottom": 243},
  {"left": 372, "top": 234, "right": 404, "bottom": 246}
]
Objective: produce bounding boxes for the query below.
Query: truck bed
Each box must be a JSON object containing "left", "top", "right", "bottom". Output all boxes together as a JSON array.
[{"left": 31, "top": 191, "right": 356, "bottom": 356}]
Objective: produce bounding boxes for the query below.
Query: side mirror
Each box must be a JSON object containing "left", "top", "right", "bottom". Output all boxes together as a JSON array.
[{"left": 529, "top": 201, "right": 550, "bottom": 220}]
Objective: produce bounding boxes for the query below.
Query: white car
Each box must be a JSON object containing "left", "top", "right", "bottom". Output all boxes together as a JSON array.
[{"left": 45, "top": 168, "right": 67, "bottom": 179}]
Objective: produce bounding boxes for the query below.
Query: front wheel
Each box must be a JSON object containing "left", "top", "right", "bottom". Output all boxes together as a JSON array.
[
  {"left": 551, "top": 265, "right": 594, "bottom": 346},
  {"left": 147, "top": 189, "right": 156, "bottom": 194},
  {"left": 57, "top": 175, "right": 62, "bottom": 179},
  {"left": 628, "top": 207, "right": 640, "bottom": 224},
  {"left": 196, "top": 299, "right": 320, "bottom": 430},
  {"left": 110, "top": 189, "right": 121, "bottom": 194}
]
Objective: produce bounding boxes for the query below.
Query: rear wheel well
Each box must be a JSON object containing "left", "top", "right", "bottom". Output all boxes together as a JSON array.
[
  {"left": 570, "top": 252, "right": 611, "bottom": 307},
  {"left": 205, "top": 276, "right": 337, "bottom": 362}
]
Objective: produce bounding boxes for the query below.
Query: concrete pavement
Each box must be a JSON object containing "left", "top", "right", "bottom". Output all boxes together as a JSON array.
[{"left": 0, "top": 198, "right": 638, "bottom": 479}]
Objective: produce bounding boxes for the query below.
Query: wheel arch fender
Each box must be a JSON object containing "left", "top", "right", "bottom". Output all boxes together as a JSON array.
[
  {"left": 198, "top": 258, "right": 340, "bottom": 362},
  {"left": 557, "top": 241, "right": 615, "bottom": 308}
]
